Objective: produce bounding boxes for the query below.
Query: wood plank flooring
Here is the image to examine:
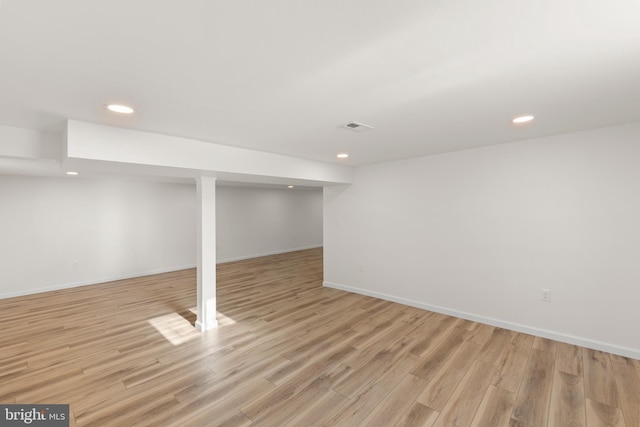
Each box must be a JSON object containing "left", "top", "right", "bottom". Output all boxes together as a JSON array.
[{"left": 1, "top": 248, "right": 638, "bottom": 426}]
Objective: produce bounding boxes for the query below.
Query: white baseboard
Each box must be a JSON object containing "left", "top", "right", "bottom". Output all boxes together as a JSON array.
[
  {"left": 0, "top": 264, "right": 196, "bottom": 300},
  {"left": 323, "top": 281, "right": 640, "bottom": 360},
  {"left": 217, "top": 245, "right": 322, "bottom": 264},
  {"left": 1, "top": 247, "right": 323, "bottom": 300}
]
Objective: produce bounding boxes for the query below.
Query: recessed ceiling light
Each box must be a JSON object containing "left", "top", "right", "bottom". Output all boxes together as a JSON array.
[
  {"left": 337, "top": 153, "right": 349, "bottom": 159},
  {"left": 288, "top": 185, "right": 294, "bottom": 189},
  {"left": 106, "top": 104, "right": 134, "bottom": 114},
  {"left": 66, "top": 171, "right": 78, "bottom": 176},
  {"left": 512, "top": 115, "right": 534, "bottom": 124},
  {"left": 343, "top": 121, "right": 374, "bottom": 132}
]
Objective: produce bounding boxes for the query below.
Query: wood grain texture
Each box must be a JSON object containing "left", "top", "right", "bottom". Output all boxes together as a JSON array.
[
  {"left": 586, "top": 399, "right": 626, "bottom": 427},
  {"left": 492, "top": 333, "right": 534, "bottom": 393},
  {"left": 394, "top": 402, "right": 439, "bottom": 427},
  {"left": 548, "top": 370, "right": 585, "bottom": 427},
  {"left": 584, "top": 349, "right": 620, "bottom": 408},
  {"left": 416, "top": 340, "right": 481, "bottom": 411},
  {"left": 431, "top": 360, "right": 496, "bottom": 427},
  {"left": 510, "top": 348, "right": 555, "bottom": 426},
  {"left": 1, "top": 248, "right": 638, "bottom": 426},
  {"left": 359, "top": 374, "right": 428, "bottom": 427},
  {"left": 610, "top": 354, "right": 640, "bottom": 427},
  {"left": 556, "top": 342, "right": 583, "bottom": 376},
  {"left": 471, "top": 385, "right": 515, "bottom": 427}
]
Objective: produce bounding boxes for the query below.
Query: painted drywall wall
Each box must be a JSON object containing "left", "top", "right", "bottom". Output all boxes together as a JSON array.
[
  {"left": 216, "top": 185, "right": 323, "bottom": 262},
  {"left": 324, "top": 121, "right": 640, "bottom": 358},
  {"left": 0, "top": 176, "right": 197, "bottom": 298},
  {"left": 0, "top": 177, "right": 323, "bottom": 299}
]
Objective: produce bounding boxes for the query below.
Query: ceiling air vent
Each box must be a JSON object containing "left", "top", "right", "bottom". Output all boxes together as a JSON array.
[{"left": 343, "top": 121, "right": 374, "bottom": 132}]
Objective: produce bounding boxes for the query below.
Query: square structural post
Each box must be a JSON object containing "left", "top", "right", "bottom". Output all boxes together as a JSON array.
[{"left": 195, "top": 176, "right": 218, "bottom": 331}]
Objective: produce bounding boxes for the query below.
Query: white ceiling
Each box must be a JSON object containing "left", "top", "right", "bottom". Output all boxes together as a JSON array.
[{"left": 1, "top": 0, "right": 640, "bottom": 168}]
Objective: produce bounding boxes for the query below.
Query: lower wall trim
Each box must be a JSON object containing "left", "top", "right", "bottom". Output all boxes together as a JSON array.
[
  {"left": 1, "top": 247, "right": 324, "bottom": 301},
  {"left": 0, "top": 264, "right": 197, "bottom": 300},
  {"left": 217, "top": 245, "right": 322, "bottom": 264},
  {"left": 323, "top": 281, "right": 640, "bottom": 360}
]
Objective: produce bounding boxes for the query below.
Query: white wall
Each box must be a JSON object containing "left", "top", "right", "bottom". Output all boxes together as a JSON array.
[
  {"left": 216, "top": 185, "right": 323, "bottom": 262},
  {"left": 0, "top": 176, "right": 197, "bottom": 298},
  {"left": 324, "top": 121, "right": 640, "bottom": 358},
  {"left": 0, "top": 177, "right": 323, "bottom": 299}
]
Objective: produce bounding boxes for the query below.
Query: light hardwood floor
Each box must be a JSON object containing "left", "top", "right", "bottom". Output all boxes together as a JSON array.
[{"left": 1, "top": 248, "right": 639, "bottom": 426}]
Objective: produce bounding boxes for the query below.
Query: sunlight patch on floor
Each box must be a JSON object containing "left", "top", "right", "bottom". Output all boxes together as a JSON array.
[
  {"left": 148, "top": 312, "right": 200, "bottom": 345},
  {"left": 216, "top": 312, "right": 237, "bottom": 327}
]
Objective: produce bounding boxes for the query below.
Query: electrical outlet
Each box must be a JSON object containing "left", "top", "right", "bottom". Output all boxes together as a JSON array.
[
  {"left": 72, "top": 259, "right": 79, "bottom": 269},
  {"left": 359, "top": 263, "right": 365, "bottom": 272},
  {"left": 540, "top": 288, "right": 551, "bottom": 302}
]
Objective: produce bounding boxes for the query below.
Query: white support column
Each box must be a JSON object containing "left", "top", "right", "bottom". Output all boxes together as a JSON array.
[{"left": 195, "top": 176, "right": 218, "bottom": 331}]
